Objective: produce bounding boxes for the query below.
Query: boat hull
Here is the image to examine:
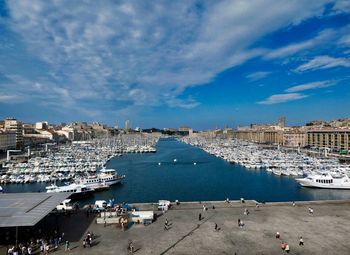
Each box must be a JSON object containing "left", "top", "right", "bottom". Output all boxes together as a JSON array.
[
  {"left": 296, "top": 179, "right": 350, "bottom": 190},
  {"left": 68, "top": 190, "right": 94, "bottom": 200}
]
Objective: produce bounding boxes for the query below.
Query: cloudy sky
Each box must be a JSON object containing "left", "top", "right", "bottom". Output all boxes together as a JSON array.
[{"left": 0, "top": 0, "right": 349, "bottom": 129}]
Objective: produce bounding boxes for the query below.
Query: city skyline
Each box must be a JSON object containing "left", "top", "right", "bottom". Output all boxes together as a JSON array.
[{"left": 0, "top": 1, "right": 350, "bottom": 129}]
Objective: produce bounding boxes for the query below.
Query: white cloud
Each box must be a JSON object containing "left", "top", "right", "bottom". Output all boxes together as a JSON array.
[
  {"left": 258, "top": 93, "right": 308, "bottom": 105},
  {"left": 0, "top": 94, "right": 19, "bottom": 102},
  {"left": 264, "top": 29, "right": 335, "bottom": 59},
  {"left": 294, "top": 55, "right": 350, "bottom": 72},
  {"left": 332, "top": 0, "right": 350, "bottom": 14},
  {"left": 285, "top": 80, "right": 335, "bottom": 92},
  {"left": 2, "top": 0, "right": 336, "bottom": 119},
  {"left": 246, "top": 71, "right": 271, "bottom": 81},
  {"left": 339, "top": 34, "right": 350, "bottom": 46}
]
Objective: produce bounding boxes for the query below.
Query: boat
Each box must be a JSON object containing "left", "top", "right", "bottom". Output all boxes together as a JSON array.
[
  {"left": 296, "top": 173, "right": 350, "bottom": 189},
  {"left": 46, "top": 183, "right": 94, "bottom": 200},
  {"left": 76, "top": 168, "right": 125, "bottom": 188}
]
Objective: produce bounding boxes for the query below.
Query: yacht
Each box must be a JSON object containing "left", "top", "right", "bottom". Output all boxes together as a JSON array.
[
  {"left": 296, "top": 173, "right": 350, "bottom": 189},
  {"left": 76, "top": 168, "right": 125, "bottom": 187},
  {"left": 46, "top": 183, "right": 94, "bottom": 200}
]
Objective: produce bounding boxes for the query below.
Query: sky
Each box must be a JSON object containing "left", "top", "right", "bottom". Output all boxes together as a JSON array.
[{"left": 0, "top": 0, "right": 350, "bottom": 129}]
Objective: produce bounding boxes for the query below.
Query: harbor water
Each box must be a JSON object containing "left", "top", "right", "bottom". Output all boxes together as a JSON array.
[{"left": 4, "top": 138, "right": 350, "bottom": 204}]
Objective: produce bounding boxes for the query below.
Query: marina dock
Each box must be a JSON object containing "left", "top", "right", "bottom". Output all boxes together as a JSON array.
[{"left": 2, "top": 199, "right": 349, "bottom": 254}]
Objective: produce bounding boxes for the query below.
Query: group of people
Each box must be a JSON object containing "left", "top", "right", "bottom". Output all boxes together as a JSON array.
[
  {"left": 6, "top": 245, "right": 32, "bottom": 255},
  {"left": 276, "top": 231, "right": 305, "bottom": 253},
  {"left": 6, "top": 233, "right": 66, "bottom": 255},
  {"left": 82, "top": 231, "right": 93, "bottom": 248}
]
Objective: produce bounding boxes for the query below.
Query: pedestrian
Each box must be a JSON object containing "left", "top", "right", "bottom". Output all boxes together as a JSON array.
[
  {"left": 212, "top": 205, "right": 215, "bottom": 210},
  {"left": 280, "top": 242, "right": 286, "bottom": 252},
  {"left": 308, "top": 207, "right": 314, "bottom": 215},
  {"left": 285, "top": 244, "right": 290, "bottom": 253},
  {"left": 299, "top": 236, "right": 304, "bottom": 246},
  {"left": 239, "top": 219, "right": 244, "bottom": 228},
  {"left": 215, "top": 223, "right": 218, "bottom": 231},
  {"left": 64, "top": 241, "right": 70, "bottom": 252},
  {"left": 164, "top": 218, "right": 168, "bottom": 230},
  {"left": 45, "top": 244, "right": 49, "bottom": 255},
  {"left": 199, "top": 213, "right": 202, "bottom": 221},
  {"left": 255, "top": 202, "right": 259, "bottom": 208},
  {"left": 275, "top": 231, "right": 280, "bottom": 239},
  {"left": 203, "top": 205, "right": 206, "bottom": 211},
  {"left": 27, "top": 246, "right": 32, "bottom": 255},
  {"left": 292, "top": 201, "right": 296, "bottom": 207},
  {"left": 83, "top": 239, "right": 86, "bottom": 248},
  {"left": 88, "top": 236, "right": 92, "bottom": 247},
  {"left": 238, "top": 219, "right": 241, "bottom": 227},
  {"left": 128, "top": 241, "right": 134, "bottom": 253}
]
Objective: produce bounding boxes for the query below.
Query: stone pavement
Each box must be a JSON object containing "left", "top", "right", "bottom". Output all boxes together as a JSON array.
[{"left": 2, "top": 200, "right": 350, "bottom": 255}]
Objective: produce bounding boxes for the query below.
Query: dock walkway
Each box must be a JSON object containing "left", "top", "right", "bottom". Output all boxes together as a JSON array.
[{"left": 2, "top": 200, "right": 350, "bottom": 254}]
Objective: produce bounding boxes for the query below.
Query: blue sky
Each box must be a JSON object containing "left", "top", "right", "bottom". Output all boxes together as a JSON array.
[{"left": 0, "top": 0, "right": 350, "bottom": 129}]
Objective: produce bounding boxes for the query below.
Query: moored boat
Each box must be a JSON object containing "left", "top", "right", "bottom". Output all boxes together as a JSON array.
[
  {"left": 46, "top": 183, "right": 94, "bottom": 200},
  {"left": 296, "top": 173, "right": 350, "bottom": 189}
]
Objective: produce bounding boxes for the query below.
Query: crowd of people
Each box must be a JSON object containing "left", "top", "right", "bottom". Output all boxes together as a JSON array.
[{"left": 6, "top": 231, "right": 66, "bottom": 255}]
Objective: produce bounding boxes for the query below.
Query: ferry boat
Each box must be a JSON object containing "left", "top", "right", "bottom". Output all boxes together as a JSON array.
[
  {"left": 76, "top": 168, "right": 125, "bottom": 187},
  {"left": 296, "top": 173, "right": 350, "bottom": 189},
  {"left": 46, "top": 183, "right": 94, "bottom": 200}
]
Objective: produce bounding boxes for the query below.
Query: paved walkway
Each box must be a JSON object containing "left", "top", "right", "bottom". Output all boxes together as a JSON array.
[{"left": 2, "top": 200, "right": 350, "bottom": 254}]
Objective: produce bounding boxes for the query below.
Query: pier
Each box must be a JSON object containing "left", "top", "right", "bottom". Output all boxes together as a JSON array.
[{"left": 2, "top": 199, "right": 350, "bottom": 254}]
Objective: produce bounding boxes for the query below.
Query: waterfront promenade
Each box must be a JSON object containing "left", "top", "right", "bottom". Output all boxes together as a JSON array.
[{"left": 3, "top": 199, "right": 349, "bottom": 255}]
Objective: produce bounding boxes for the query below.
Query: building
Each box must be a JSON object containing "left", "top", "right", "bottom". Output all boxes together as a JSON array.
[
  {"left": 307, "top": 128, "right": 350, "bottom": 152},
  {"left": 278, "top": 116, "right": 286, "bottom": 128},
  {"left": 125, "top": 120, "right": 131, "bottom": 131},
  {"left": 282, "top": 127, "right": 307, "bottom": 147},
  {"left": 35, "top": 121, "right": 49, "bottom": 130},
  {"left": 234, "top": 127, "right": 283, "bottom": 144},
  {"left": 0, "top": 130, "right": 16, "bottom": 152},
  {"left": 4, "top": 118, "right": 23, "bottom": 149},
  {"left": 179, "top": 126, "right": 191, "bottom": 132}
]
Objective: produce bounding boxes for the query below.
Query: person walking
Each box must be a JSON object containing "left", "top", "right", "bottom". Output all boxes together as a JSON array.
[
  {"left": 299, "top": 236, "right": 304, "bottom": 246},
  {"left": 199, "top": 213, "right": 202, "bottom": 221},
  {"left": 308, "top": 207, "right": 314, "bottom": 215},
  {"left": 164, "top": 218, "right": 168, "bottom": 230},
  {"left": 128, "top": 241, "right": 134, "bottom": 253},
  {"left": 275, "top": 232, "right": 280, "bottom": 239},
  {"left": 64, "top": 241, "right": 70, "bottom": 252},
  {"left": 285, "top": 244, "right": 290, "bottom": 253}
]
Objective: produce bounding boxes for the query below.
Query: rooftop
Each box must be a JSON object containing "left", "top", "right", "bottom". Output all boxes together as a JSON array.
[{"left": 0, "top": 192, "right": 71, "bottom": 227}]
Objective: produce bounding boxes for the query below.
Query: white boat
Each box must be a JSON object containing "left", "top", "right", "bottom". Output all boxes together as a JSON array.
[
  {"left": 296, "top": 173, "right": 350, "bottom": 189},
  {"left": 76, "top": 168, "right": 125, "bottom": 187},
  {"left": 46, "top": 183, "right": 94, "bottom": 200}
]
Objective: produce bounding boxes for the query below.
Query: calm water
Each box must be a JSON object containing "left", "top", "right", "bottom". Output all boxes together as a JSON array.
[{"left": 4, "top": 138, "right": 350, "bottom": 204}]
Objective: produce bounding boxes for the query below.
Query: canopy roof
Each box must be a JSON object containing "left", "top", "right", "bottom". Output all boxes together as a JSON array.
[{"left": 0, "top": 192, "right": 71, "bottom": 227}]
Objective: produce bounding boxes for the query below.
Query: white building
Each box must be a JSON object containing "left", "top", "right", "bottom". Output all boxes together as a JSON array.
[
  {"left": 35, "top": 121, "right": 49, "bottom": 130},
  {"left": 125, "top": 120, "right": 131, "bottom": 130},
  {"left": 56, "top": 127, "right": 75, "bottom": 140}
]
